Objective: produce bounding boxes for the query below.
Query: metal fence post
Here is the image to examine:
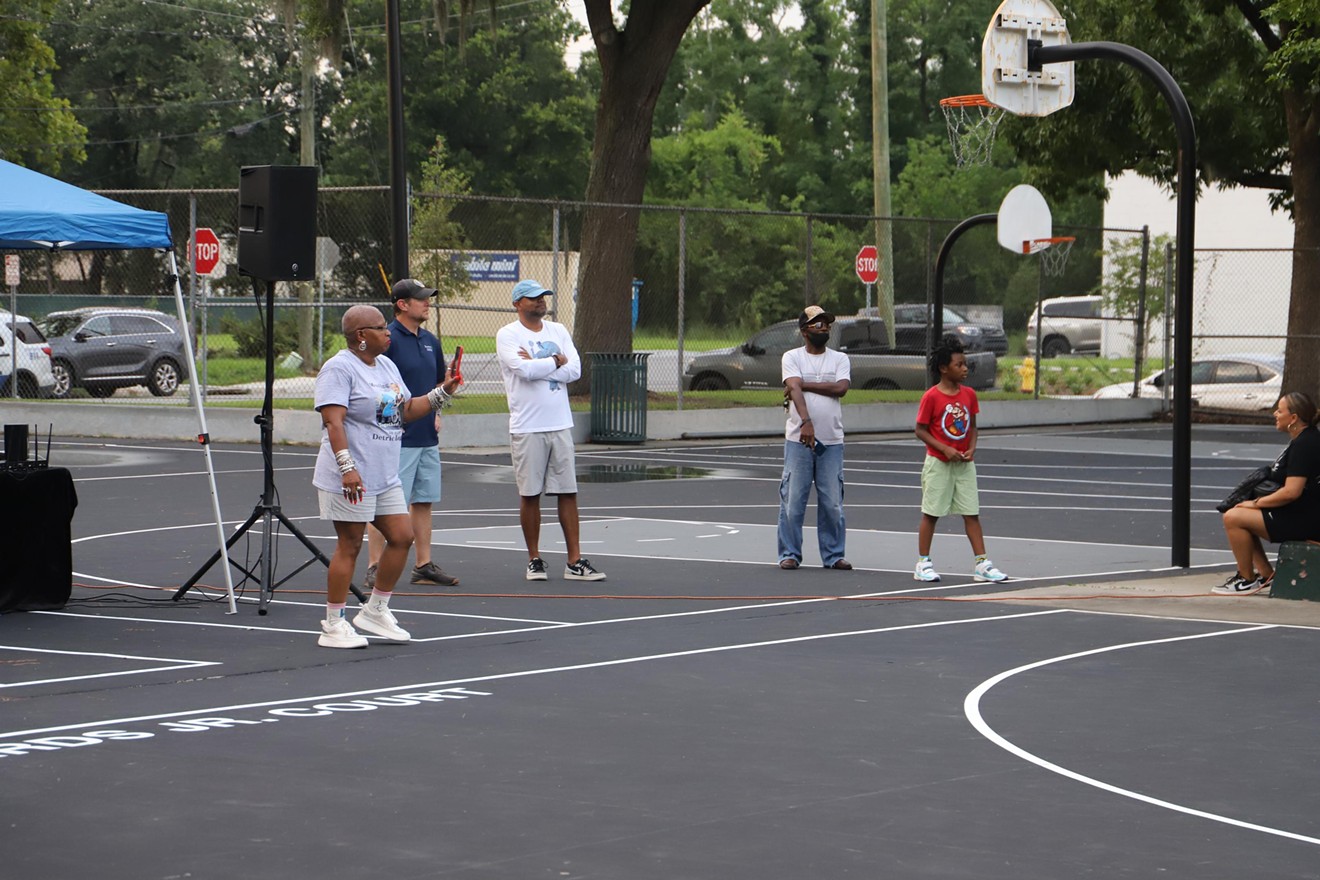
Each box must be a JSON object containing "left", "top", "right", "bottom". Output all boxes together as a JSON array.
[
  {"left": 1162, "top": 241, "right": 1174, "bottom": 413},
  {"left": 804, "top": 214, "right": 813, "bottom": 306},
  {"left": 551, "top": 202, "right": 560, "bottom": 314},
  {"left": 1133, "top": 225, "right": 1150, "bottom": 396},
  {"left": 676, "top": 208, "right": 687, "bottom": 412}
]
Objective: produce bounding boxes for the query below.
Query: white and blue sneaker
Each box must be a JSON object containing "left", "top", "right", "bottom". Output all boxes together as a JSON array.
[
  {"left": 318, "top": 616, "right": 368, "bottom": 649},
  {"left": 914, "top": 558, "right": 941, "bottom": 582},
  {"left": 973, "top": 558, "right": 1008, "bottom": 583}
]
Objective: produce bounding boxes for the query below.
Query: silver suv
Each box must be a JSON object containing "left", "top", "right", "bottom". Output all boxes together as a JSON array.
[{"left": 1026, "top": 295, "right": 1102, "bottom": 358}]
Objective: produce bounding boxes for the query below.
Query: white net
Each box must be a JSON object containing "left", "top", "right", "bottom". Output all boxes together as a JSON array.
[
  {"left": 1028, "top": 237, "right": 1076, "bottom": 276},
  {"left": 940, "top": 96, "right": 1006, "bottom": 168}
]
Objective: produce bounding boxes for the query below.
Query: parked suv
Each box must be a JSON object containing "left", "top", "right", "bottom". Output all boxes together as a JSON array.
[
  {"left": 0, "top": 310, "right": 57, "bottom": 397},
  {"left": 891, "top": 303, "right": 1009, "bottom": 356},
  {"left": 42, "top": 307, "right": 190, "bottom": 398},
  {"left": 1026, "top": 295, "right": 1102, "bottom": 358}
]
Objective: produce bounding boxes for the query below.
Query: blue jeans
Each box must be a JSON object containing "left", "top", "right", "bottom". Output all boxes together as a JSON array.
[{"left": 777, "top": 440, "right": 846, "bottom": 566}]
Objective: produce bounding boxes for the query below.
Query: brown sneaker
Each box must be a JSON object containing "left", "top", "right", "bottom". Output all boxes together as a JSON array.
[{"left": 411, "top": 562, "right": 459, "bottom": 586}]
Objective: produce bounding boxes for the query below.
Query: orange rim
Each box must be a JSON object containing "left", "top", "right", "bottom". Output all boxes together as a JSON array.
[
  {"left": 1023, "top": 236, "right": 1076, "bottom": 254},
  {"left": 939, "top": 94, "right": 995, "bottom": 108}
]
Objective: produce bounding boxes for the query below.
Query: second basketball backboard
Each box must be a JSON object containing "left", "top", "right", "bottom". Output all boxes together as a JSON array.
[{"left": 997, "top": 185, "right": 1051, "bottom": 253}]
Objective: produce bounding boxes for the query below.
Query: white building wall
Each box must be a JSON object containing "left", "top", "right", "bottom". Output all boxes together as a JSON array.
[{"left": 1101, "top": 171, "right": 1293, "bottom": 358}]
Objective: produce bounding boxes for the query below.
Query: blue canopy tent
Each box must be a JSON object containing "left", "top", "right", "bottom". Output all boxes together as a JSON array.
[
  {"left": 0, "top": 159, "right": 236, "bottom": 611},
  {"left": 0, "top": 159, "right": 173, "bottom": 250}
]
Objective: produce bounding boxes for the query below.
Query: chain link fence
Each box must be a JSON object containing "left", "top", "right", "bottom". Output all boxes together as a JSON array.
[{"left": 0, "top": 186, "right": 1299, "bottom": 411}]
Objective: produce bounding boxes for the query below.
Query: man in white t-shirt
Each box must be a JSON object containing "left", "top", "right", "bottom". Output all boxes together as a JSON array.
[
  {"left": 495, "top": 279, "right": 606, "bottom": 582},
  {"left": 778, "top": 305, "right": 851, "bottom": 570}
]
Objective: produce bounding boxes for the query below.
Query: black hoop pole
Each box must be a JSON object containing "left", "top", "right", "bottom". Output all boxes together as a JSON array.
[
  {"left": 932, "top": 213, "right": 997, "bottom": 384},
  {"left": 1032, "top": 40, "right": 1197, "bottom": 568}
]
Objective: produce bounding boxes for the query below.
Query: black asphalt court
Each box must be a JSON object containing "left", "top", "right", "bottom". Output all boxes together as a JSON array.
[{"left": 3, "top": 422, "right": 1317, "bottom": 879}]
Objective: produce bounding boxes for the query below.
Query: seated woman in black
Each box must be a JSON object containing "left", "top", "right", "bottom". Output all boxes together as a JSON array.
[{"left": 1216, "top": 391, "right": 1320, "bottom": 594}]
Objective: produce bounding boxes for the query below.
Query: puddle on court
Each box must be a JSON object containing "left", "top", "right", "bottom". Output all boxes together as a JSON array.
[
  {"left": 472, "top": 461, "right": 756, "bottom": 484},
  {"left": 577, "top": 463, "right": 716, "bottom": 483}
]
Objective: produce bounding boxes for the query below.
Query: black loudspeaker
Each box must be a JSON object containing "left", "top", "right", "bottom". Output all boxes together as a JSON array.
[{"left": 238, "top": 165, "right": 318, "bottom": 281}]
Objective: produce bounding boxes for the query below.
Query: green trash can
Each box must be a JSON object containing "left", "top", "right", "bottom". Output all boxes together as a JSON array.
[{"left": 589, "top": 352, "right": 649, "bottom": 444}]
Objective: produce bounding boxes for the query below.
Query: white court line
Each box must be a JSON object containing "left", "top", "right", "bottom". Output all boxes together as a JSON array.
[
  {"left": 0, "top": 608, "right": 1067, "bottom": 740},
  {"left": 0, "top": 645, "right": 218, "bottom": 689},
  {"left": 964, "top": 624, "right": 1320, "bottom": 847}
]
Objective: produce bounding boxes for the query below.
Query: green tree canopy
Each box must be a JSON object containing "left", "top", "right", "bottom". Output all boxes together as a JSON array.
[{"left": 0, "top": 0, "right": 85, "bottom": 171}]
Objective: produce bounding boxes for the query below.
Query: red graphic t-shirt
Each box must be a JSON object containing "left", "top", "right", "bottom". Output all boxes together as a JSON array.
[{"left": 916, "top": 384, "right": 980, "bottom": 461}]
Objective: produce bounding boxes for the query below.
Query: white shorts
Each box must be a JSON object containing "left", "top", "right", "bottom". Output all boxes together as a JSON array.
[
  {"left": 510, "top": 429, "right": 578, "bottom": 497},
  {"left": 399, "top": 445, "right": 441, "bottom": 504},
  {"left": 318, "top": 485, "right": 408, "bottom": 522}
]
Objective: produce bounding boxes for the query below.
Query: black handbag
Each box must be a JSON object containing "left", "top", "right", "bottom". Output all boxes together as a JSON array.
[{"left": 1216, "top": 466, "right": 1283, "bottom": 513}]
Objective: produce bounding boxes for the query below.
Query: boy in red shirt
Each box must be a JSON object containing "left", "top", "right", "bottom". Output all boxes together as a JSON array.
[{"left": 913, "top": 336, "right": 1008, "bottom": 583}]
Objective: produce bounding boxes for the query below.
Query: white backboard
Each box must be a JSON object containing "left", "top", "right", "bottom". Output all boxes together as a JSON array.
[
  {"left": 997, "top": 185, "right": 1052, "bottom": 253},
  {"left": 982, "top": 0, "right": 1075, "bottom": 117}
]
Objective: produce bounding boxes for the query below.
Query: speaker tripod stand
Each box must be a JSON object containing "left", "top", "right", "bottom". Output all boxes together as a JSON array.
[{"left": 174, "top": 277, "right": 365, "bottom": 614}]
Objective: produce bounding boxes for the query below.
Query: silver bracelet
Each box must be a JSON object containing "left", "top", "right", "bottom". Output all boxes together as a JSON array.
[
  {"left": 426, "top": 386, "right": 453, "bottom": 412},
  {"left": 338, "top": 459, "right": 357, "bottom": 475}
]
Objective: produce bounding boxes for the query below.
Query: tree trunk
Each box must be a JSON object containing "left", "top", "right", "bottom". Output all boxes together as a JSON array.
[
  {"left": 574, "top": 0, "right": 709, "bottom": 392},
  {"left": 1282, "top": 88, "right": 1320, "bottom": 399}
]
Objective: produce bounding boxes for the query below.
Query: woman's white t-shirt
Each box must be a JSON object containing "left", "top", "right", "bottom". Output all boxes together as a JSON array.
[{"left": 313, "top": 349, "right": 410, "bottom": 495}]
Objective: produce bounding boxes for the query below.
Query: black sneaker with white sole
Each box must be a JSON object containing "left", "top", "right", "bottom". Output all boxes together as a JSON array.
[
  {"left": 564, "top": 557, "right": 606, "bottom": 581},
  {"left": 526, "top": 557, "right": 548, "bottom": 581}
]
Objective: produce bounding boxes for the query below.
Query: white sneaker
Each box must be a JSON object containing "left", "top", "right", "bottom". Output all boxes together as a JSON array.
[
  {"left": 319, "top": 616, "right": 368, "bottom": 649},
  {"left": 1211, "top": 574, "right": 1265, "bottom": 595},
  {"left": 914, "top": 558, "right": 940, "bottom": 582},
  {"left": 973, "top": 558, "right": 1008, "bottom": 583},
  {"left": 354, "top": 603, "right": 411, "bottom": 642}
]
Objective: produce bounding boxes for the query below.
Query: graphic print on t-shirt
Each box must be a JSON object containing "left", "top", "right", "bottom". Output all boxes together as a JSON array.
[
  {"left": 376, "top": 383, "right": 405, "bottom": 427},
  {"left": 531, "top": 340, "right": 563, "bottom": 390},
  {"left": 938, "top": 401, "right": 971, "bottom": 443}
]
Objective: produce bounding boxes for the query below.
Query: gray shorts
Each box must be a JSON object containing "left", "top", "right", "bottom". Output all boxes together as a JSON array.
[
  {"left": 510, "top": 429, "right": 578, "bottom": 497},
  {"left": 317, "top": 485, "right": 408, "bottom": 522}
]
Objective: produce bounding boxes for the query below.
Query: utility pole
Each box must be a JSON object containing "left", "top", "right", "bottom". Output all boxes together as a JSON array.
[{"left": 871, "top": 0, "right": 896, "bottom": 347}]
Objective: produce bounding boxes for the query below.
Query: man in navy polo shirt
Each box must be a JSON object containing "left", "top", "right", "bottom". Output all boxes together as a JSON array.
[{"left": 364, "top": 278, "right": 460, "bottom": 587}]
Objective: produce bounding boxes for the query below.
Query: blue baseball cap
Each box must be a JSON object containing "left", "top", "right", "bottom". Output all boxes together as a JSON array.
[{"left": 511, "top": 279, "right": 552, "bottom": 303}]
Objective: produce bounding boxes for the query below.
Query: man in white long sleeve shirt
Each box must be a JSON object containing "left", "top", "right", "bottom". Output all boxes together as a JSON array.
[{"left": 495, "top": 279, "right": 606, "bottom": 582}]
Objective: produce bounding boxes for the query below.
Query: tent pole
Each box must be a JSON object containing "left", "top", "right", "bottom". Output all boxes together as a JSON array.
[{"left": 167, "top": 250, "right": 237, "bottom": 614}]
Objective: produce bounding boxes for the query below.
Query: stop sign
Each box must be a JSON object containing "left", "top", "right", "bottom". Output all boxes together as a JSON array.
[
  {"left": 193, "top": 228, "right": 221, "bottom": 275},
  {"left": 855, "top": 245, "right": 879, "bottom": 285}
]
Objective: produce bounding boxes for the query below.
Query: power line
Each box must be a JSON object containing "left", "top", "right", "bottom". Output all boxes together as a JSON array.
[
  {"left": 10, "top": 107, "right": 296, "bottom": 151},
  {"left": 9, "top": 97, "right": 267, "bottom": 113}
]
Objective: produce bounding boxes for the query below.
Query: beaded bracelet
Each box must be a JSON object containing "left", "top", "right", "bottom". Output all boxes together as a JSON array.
[{"left": 334, "top": 449, "right": 357, "bottom": 475}]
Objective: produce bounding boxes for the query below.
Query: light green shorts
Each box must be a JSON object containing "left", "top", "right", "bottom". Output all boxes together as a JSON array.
[{"left": 920, "top": 455, "right": 980, "bottom": 517}]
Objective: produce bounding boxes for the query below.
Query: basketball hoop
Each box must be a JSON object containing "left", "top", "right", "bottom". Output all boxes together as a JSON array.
[
  {"left": 1025, "top": 236, "right": 1076, "bottom": 275},
  {"left": 939, "top": 94, "right": 1006, "bottom": 168}
]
